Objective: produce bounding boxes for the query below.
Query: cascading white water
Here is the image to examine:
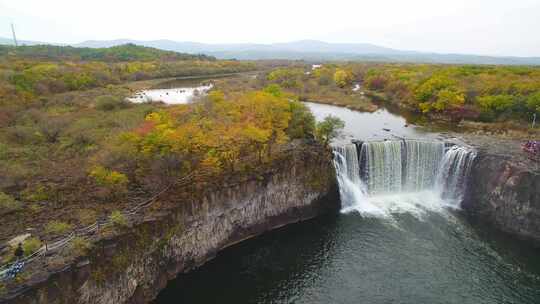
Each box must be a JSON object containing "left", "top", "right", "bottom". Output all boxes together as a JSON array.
[
  {"left": 333, "top": 140, "right": 476, "bottom": 216},
  {"left": 363, "top": 141, "right": 403, "bottom": 195},
  {"left": 333, "top": 144, "right": 384, "bottom": 215},
  {"left": 332, "top": 145, "right": 365, "bottom": 211},
  {"left": 435, "top": 145, "right": 477, "bottom": 205},
  {"left": 403, "top": 141, "right": 445, "bottom": 192},
  {"left": 333, "top": 145, "right": 362, "bottom": 185}
]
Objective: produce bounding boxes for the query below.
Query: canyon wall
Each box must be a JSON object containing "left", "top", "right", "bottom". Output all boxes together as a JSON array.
[
  {"left": 2, "top": 145, "right": 339, "bottom": 304},
  {"left": 464, "top": 149, "right": 540, "bottom": 244}
]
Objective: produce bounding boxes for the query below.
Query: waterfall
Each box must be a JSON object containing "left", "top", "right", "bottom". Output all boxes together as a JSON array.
[
  {"left": 333, "top": 145, "right": 385, "bottom": 215},
  {"left": 333, "top": 145, "right": 366, "bottom": 210},
  {"left": 362, "top": 140, "right": 445, "bottom": 195},
  {"left": 403, "top": 141, "right": 445, "bottom": 192},
  {"left": 436, "top": 145, "right": 477, "bottom": 204},
  {"left": 363, "top": 141, "right": 403, "bottom": 195},
  {"left": 332, "top": 140, "right": 476, "bottom": 214},
  {"left": 334, "top": 145, "right": 362, "bottom": 185}
]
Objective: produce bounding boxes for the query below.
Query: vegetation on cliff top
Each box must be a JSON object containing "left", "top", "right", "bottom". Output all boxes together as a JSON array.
[
  {"left": 0, "top": 44, "right": 256, "bottom": 244},
  {"left": 254, "top": 63, "right": 540, "bottom": 129},
  {"left": 0, "top": 44, "right": 342, "bottom": 267},
  {"left": 107, "top": 86, "right": 340, "bottom": 188},
  {"left": 0, "top": 44, "right": 255, "bottom": 106}
]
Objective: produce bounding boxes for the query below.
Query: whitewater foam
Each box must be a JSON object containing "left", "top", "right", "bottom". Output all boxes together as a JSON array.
[{"left": 333, "top": 140, "right": 476, "bottom": 218}]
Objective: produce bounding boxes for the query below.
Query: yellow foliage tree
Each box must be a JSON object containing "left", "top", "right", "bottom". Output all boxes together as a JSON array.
[{"left": 333, "top": 69, "right": 354, "bottom": 88}]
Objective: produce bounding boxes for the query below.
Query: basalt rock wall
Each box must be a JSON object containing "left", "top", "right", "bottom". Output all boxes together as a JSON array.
[
  {"left": 464, "top": 151, "right": 540, "bottom": 243},
  {"left": 2, "top": 145, "right": 339, "bottom": 304}
]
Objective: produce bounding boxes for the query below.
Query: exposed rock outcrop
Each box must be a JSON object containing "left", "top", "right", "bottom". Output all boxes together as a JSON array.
[
  {"left": 463, "top": 136, "right": 540, "bottom": 244},
  {"left": 2, "top": 145, "right": 339, "bottom": 304}
]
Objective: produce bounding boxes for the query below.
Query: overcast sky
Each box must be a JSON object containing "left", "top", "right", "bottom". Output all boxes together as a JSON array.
[{"left": 0, "top": 0, "right": 539, "bottom": 57}]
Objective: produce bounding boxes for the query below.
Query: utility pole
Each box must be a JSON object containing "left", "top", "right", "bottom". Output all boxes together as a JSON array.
[{"left": 11, "top": 23, "right": 18, "bottom": 47}]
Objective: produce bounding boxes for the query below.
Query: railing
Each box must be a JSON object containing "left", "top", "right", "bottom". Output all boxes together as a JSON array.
[
  {"left": 0, "top": 146, "right": 306, "bottom": 282},
  {"left": 0, "top": 169, "right": 210, "bottom": 282}
]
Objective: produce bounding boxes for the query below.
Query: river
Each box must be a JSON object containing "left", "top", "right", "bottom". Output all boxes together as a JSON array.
[{"left": 153, "top": 96, "right": 540, "bottom": 304}]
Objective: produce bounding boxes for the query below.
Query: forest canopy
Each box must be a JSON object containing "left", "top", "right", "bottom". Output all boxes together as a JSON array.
[
  {"left": 0, "top": 43, "right": 214, "bottom": 62},
  {"left": 0, "top": 44, "right": 256, "bottom": 106},
  {"left": 115, "top": 87, "right": 329, "bottom": 181},
  {"left": 359, "top": 64, "right": 540, "bottom": 122},
  {"left": 261, "top": 63, "right": 540, "bottom": 123}
]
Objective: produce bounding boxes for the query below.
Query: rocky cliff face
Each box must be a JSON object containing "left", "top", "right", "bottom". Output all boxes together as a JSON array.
[
  {"left": 3, "top": 146, "right": 339, "bottom": 304},
  {"left": 464, "top": 150, "right": 540, "bottom": 243}
]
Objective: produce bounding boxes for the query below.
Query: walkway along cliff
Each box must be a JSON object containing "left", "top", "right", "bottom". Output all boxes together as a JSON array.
[{"left": 0, "top": 142, "right": 340, "bottom": 304}]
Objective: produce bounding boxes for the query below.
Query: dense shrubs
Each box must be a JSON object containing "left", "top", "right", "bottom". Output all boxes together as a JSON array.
[
  {"left": 95, "top": 95, "right": 129, "bottom": 111},
  {"left": 333, "top": 69, "right": 354, "bottom": 88},
  {"left": 89, "top": 166, "right": 128, "bottom": 194},
  {"left": 110, "top": 211, "right": 128, "bottom": 228},
  {"left": 262, "top": 63, "right": 540, "bottom": 123},
  {"left": 45, "top": 221, "right": 72, "bottom": 235},
  {"left": 22, "top": 237, "right": 42, "bottom": 256},
  {"left": 0, "top": 192, "right": 21, "bottom": 215},
  {"left": 261, "top": 64, "right": 376, "bottom": 112},
  {"left": 70, "top": 237, "right": 92, "bottom": 256},
  {"left": 0, "top": 45, "right": 255, "bottom": 107},
  {"left": 357, "top": 64, "right": 540, "bottom": 122},
  {"left": 110, "top": 88, "right": 326, "bottom": 184}
]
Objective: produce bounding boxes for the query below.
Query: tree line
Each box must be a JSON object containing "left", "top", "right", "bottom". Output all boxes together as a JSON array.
[
  {"left": 0, "top": 44, "right": 256, "bottom": 106},
  {"left": 258, "top": 63, "right": 540, "bottom": 123}
]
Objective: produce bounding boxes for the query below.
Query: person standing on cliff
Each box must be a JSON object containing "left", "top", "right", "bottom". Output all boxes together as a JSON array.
[
  {"left": 14, "top": 243, "right": 23, "bottom": 261},
  {"left": 3, "top": 243, "right": 26, "bottom": 280}
]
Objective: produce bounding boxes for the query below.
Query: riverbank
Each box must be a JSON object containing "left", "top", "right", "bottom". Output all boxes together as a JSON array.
[{"left": 0, "top": 142, "right": 339, "bottom": 303}]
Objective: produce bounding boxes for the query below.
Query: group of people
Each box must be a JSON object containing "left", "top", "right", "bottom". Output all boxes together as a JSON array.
[
  {"left": 0, "top": 243, "right": 25, "bottom": 281},
  {"left": 522, "top": 140, "right": 540, "bottom": 160}
]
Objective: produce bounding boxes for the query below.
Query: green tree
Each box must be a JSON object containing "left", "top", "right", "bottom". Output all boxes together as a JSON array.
[
  {"left": 45, "top": 220, "right": 72, "bottom": 235},
  {"left": 267, "top": 68, "right": 303, "bottom": 89},
  {"left": 477, "top": 95, "right": 516, "bottom": 114},
  {"left": 0, "top": 192, "right": 21, "bottom": 215},
  {"left": 22, "top": 237, "right": 42, "bottom": 256},
  {"left": 263, "top": 84, "right": 283, "bottom": 97},
  {"left": 526, "top": 92, "right": 540, "bottom": 114},
  {"left": 315, "top": 116, "right": 345, "bottom": 144},
  {"left": 95, "top": 95, "right": 128, "bottom": 111},
  {"left": 287, "top": 101, "right": 316, "bottom": 139}
]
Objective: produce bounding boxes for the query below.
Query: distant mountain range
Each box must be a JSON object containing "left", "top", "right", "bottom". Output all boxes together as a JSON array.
[{"left": 2, "top": 37, "right": 540, "bottom": 65}]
